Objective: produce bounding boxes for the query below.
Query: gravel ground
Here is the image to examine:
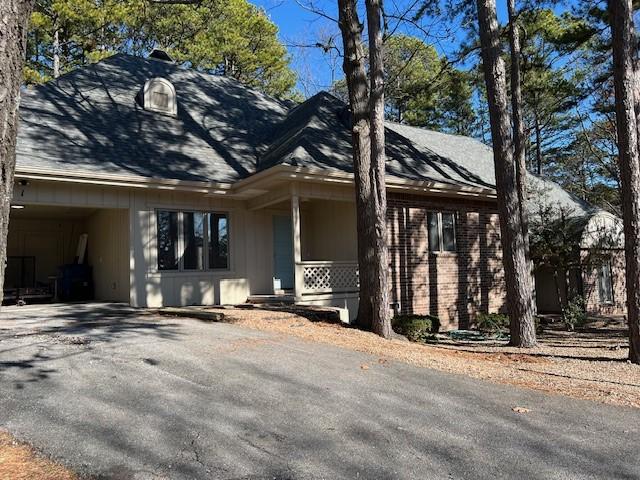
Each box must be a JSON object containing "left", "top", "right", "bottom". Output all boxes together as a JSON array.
[{"left": 214, "top": 307, "right": 640, "bottom": 409}]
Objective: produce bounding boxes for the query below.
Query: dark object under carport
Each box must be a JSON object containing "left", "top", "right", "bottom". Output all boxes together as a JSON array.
[
  {"left": 3, "top": 256, "right": 53, "bottom": 304},
  {"left": 58, "top": 264, "right": 94, "bottom": 301}
]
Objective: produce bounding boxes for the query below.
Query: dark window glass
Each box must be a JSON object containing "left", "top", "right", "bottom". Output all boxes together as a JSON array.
[
  {"left": 157, "top": 211, "right": 178, "bottom": 270},
  {"left": 427, "top": 212, "right": 440, "bottom": 252},
  {"left": 441, "top": 213, "right": 456, "bottom": 252},
  {"left": 598, "top": 260, "right": 613, "bottom": 303},
  {"left": 183, "top": 212, "right": 205, "bottom": 270},
  {"left": 209, "top": 213, "right": 229, "bottom": 269}
]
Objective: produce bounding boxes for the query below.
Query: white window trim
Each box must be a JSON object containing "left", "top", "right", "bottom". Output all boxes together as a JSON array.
[{"left": 428, "top": 211, "right": 457, "bottom": 253}]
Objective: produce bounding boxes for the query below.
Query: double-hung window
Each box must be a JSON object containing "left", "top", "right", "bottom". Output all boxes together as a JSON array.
[
  {"left": 427, "top": 211, "right": 456, "bottom": 252},
  {"left": 156, "top": 210, "right": 229, "bottom": 271}
]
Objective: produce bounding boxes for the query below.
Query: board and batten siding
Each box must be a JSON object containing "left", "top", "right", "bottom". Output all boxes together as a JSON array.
[
  {"left": 86, "top": 209, "right": 130, "bottom": 302},
  {"left": 15, "top": 179, "right": 276, "bottom": 307},
  {"left": 129, "top": 189, "right": 274, "bottom": 308}
]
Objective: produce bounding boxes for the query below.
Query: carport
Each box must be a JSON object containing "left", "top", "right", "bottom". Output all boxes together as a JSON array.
[{"left": 5, "top": 204, "right": 130, "bottom": 306}]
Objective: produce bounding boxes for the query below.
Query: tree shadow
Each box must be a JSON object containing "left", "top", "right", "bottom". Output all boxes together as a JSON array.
[
  {"left": 18, "top": 54, "right": 290, "bottom": 183},
  {"left": 0, "top": 303, "right": 183, "bottom": 389},
  {"left": 2, "top": 329, "right": 638, "bottom": 480}
]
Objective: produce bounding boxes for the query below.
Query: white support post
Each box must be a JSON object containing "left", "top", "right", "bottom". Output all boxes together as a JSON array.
[{"left": 291, "top": 184, "right": 303, "bottom": 300}]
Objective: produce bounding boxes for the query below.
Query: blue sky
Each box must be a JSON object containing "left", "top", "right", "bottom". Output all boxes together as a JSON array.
[{"left": 252, "top": 0, "right": 518, "bottom": 96}]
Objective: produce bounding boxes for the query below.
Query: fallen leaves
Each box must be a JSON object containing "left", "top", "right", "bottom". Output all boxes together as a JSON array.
[{"left": 512, "top": 406, "right": 531, "bottom": 414}]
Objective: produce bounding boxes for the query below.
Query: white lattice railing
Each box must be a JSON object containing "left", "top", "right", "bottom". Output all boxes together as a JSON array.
[{"left": 299, "top": 261, "right": 359, "bottom": 295}]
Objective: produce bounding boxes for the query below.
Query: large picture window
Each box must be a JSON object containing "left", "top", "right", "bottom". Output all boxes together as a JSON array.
[
  {"left": 427, "top": 211, "right": 457, "bottom": 252},
  {"left": 156, "top": 210, "right": 229, "bottom": 271}
]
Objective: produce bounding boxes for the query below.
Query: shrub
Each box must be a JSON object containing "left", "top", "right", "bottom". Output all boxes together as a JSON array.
[
  {"left": 563, "top": 296, "right": 587, "bottom": 331},
  {"left": 392, "top": 314, "right": 440, "bottom": 341},
  {"left": 476, "top": 312, "right": 509, "bottom": 334}
]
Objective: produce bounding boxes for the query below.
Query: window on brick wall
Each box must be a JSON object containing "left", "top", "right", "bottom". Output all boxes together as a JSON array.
[
  {"left": 598, "top": 259, "right": 614, "bottom": 304},
  {"left": 427, "top": 212, "right": 456, "bottom": 252}
]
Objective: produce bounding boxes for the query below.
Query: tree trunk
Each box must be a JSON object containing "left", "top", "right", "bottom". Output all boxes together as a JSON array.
[
  {"left": 552, "top": 269, "right": 564, "bottom": 315},
  {"left": 0, "top": 0, "right": 35, "bottom": 306},
  {"left": 476, "top": 0, "right": 537, "bottom": 347},
  {"left": 534, "top": 110, "right": 542, "bottom": 175},
  {"left": 506, "top": 0, "right": 527, "bottom": 233},
  {"left": 337, "top": 0, "right": 375, "bottom": 331},
  {"left": 507, "top": 0, "right": 534, "bottom": 313},
  {"left": 609, "top": 0, "right": 640, "bottom": 364},
  {"left": 53, "top": 27, "right": 60, "bottom": 78},
  {"left": 365, "top": 0, "right": 391, "bottom": 338}
]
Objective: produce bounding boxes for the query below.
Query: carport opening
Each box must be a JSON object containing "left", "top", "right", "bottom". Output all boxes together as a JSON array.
[{"left": 5, "top": 205, "right": 129, "bottom": 306}]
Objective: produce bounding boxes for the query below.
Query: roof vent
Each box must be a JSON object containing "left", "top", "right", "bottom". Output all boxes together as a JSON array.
[
  {"left": 148, "top": 48, "right": 175, "bottom": 63},
  {"left": 143, "top": 77, "right": 177, "bottom": 116}
]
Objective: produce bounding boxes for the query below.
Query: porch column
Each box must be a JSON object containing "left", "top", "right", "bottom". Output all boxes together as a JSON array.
[{"left": 291, "top": 184, "right": 303, "bottom": 300}]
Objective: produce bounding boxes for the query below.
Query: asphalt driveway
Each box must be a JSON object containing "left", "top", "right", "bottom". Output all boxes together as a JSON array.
[{"left": 0, "top": 303, "right": 638, "bottom": 480}]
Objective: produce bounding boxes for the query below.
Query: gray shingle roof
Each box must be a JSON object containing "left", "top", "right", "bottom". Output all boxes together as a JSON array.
[
  {"left": 17, "top": 54, "right": 289, "bottom": 183},
  {"left": 260, "top": 92, "right": 494, "bottom": 190},
  {"left": 16, "top": 54, "right": 596, "bottom": 217}
]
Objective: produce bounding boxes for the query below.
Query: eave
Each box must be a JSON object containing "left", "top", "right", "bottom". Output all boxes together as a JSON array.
[{"left": 14, "top": 164, "right": 497, "bottom": 201}]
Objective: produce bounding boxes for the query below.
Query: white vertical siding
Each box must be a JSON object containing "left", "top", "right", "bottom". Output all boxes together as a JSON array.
[
  {"left": 86, "top": 209, "right": 130, "bottom": 302},
  {"left": 12, "top": 178, "right": 359, "bottom": 308}
]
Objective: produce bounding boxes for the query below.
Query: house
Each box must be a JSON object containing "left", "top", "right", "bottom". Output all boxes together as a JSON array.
[
  {"left": 530, "top": 198, "right": 626, "bottom": 317},
  {"left": 8, "top": 51, "right": 624, "bottom": 328}
]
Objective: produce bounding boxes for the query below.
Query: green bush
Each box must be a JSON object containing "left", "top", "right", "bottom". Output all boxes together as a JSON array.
[
  {"left": 392, "top": 314, "right": 440, "bottom": 341},
  {"left": 476, "top": 312, "right": 509, "bottom": 333},
  {"left": 563, "top": 296, "right": 587, "bottom": 331}
]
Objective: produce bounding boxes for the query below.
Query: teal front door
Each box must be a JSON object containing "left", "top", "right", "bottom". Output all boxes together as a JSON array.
[{"left": 273, "top": 215, "right": 294, "bottom": 290}]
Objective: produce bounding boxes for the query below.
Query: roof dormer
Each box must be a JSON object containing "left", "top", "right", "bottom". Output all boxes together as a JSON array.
[{"left": 143, "top": 77, "right": 177, "bottom": 116}]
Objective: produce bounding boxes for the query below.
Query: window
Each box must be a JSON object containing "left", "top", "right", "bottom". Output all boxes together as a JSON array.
[
  {"left": 427, "top": 211, "right": 456, "bottom": 252},
  {"left": 157, "top": 211, "right": 179, "bottom": 270},
  {"left": 156, "top": 210, "right": 229, "bottom": 271},
  {"left": 209, "top": 213, "right": 229, "bottom": 269},
  {"left": 598, "top": 260, "right": 614, "bottom": 304},
  {"left": 183, "top": 212, "right": 205, "bottom": 270}
]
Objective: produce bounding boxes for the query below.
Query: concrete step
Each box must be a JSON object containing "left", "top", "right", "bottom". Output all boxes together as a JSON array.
[{"left": 247, "top": 294, "right": 295, "bottom": 305}]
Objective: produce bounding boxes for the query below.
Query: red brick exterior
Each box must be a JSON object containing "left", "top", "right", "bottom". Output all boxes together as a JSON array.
[{"left": 387, "top": 193, "right": 507, "bottom": 330}]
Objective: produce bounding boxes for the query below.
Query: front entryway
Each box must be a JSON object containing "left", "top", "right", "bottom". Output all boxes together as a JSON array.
[{"left": 272, "top": 215, "right": 294, "bottom": 291}]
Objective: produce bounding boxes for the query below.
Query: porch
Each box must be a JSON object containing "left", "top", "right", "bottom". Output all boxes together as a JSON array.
[{"left": 248, "top": 184, "right": 360, "bottom": 318}]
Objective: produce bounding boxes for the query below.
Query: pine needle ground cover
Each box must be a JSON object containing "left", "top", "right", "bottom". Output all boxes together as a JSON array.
[
  {"left": 207, "top": 307, "right": 640, "bottom": 409},
  {"left": 0, "top": 430, "right": 77, "bottom": 480}
]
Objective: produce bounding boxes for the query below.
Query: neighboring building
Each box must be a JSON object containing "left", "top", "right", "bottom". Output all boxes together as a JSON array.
[
  {"left": 8, "top": 52, "right": 624, "bottom": 328},
  {"left": 531, "top": 206, "right": 626, "bottom": 317}
]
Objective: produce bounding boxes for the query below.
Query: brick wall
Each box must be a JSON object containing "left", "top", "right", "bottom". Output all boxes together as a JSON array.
[
  {"left": 581, "top": 249, "right": 626, "bottom": 316},
  {"left": 387, "top": 193, "right": 507, "bottom": 330}
]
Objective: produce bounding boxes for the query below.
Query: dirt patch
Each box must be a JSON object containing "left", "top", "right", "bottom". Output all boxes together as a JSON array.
[
  {"left": 210, "top": 307, "right": 640, "bottom": 409},
  {"left": 0, "top": 430, "right": 78, "bottom": 480}
]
